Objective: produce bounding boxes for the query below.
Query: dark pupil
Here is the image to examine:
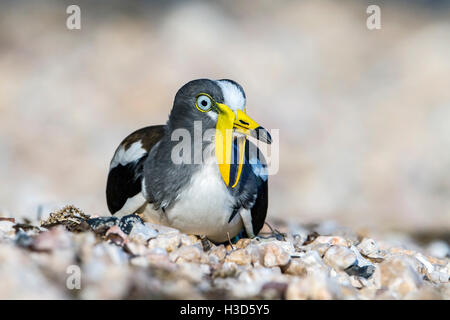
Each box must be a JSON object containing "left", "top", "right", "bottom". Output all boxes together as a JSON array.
[{"left": 201, "top": 100, "right": 208, "bottom": 107}]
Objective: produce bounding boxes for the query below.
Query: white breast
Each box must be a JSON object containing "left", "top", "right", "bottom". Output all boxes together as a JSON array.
[{"left": 142, "top": 156, "right": 243, "bottom": 243}]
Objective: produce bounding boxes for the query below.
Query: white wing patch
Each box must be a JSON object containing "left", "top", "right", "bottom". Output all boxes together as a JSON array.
[
  {"left": 239, "top": 209, "right": 255, "bottom": 238},
  {"left": 110, "top": 140, "right": 147, "bottom": 170},
  {"left": 114, "top": 192, "right": 147, "bottom": 217},
  {"left": 215, "top": 80, "right": 246, "bottom": 111}
]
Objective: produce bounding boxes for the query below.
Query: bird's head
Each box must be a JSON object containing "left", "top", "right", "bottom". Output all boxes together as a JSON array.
[{"left": 168, "top": 79, "right": 271, "bottom": 186}]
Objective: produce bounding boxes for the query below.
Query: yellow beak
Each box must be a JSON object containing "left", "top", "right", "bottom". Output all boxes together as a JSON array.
[{"left": 215, "top": 103, "right": 271, "bottom": 187}]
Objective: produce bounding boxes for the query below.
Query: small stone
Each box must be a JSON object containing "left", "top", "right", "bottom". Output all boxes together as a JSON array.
[
  {"left": 309, "top": 243, "right": 332, "bottom": 257},
  {"left": 15, "top": 230, "right": 33, "bottom": 248},
  {"left": 312, "top": 235, "right": 349, "bottom": 247},
  {"left": 170, "top": 244, "right": 207, "bottom": 264},
  {"left": 126, "top": 242, "right": 150, "bottom": 256},
  {"left": 427, "top": 271, "right": 449, "bottom": 283},
  {"left": 180, "top": 234, "right": 200, "bottom": 246},
  {"left": 209, "top": 244, "right": 226, "bottom": 262},
  {"left": 178, "top": 263, "right": 211, "bottom": 283},
  {"left": 285, "top": 272, "right": 341, "bottom": 300},
  {"left": 145, "top": 249, "right": 173, "bottom": 268},
  {"left": 230, "top": 266, "right": 285, "bottom": 298},
  {"left": 145, "top": 223, "right": 180, "bottom": 235},
  {"left": 260, "top": 282, "right": 288, "bottom": 299},
  {"left": 314, "top": 236, "right": 350, "bottom": 247},
  {"left": 225, "top": 248, "right": 252, "bottom": 265},
  {"left": 283, "top": 259, "right": 307, "bottom": 276},
  {"left": 323, "top": 245, "right": 357, "bottom": 271},
  {"left": 87, "top": 216, "right": 119, "bottom": 235},
  {"left": 349, "top": 275, "right": 364, "bottom": 289},
  {"left": 262, "top": 243, "right": 290, "bottom": 267},
  {"left": 344, "top": 246, "right": 376, "bottom": 279},
  {"left": 427, "top": 241, "right": 449, "bottom": 259},
  {"left": 284, "top": 251, "right": 328, "bottom": 276},
  {"left": 212, "top": 262, "right": 239, "bottom": 278},
  {"left": 332, "top": 270, "right": 353, "bottom": 287},
  {"left": 105, "top": 225, "right": 128, "bottom": 246},
  {"left": 379, "top": 256, "right": 423, "bottom": 299},
  {"left": 235, "top": 238, "right": 251, "bottom": 249},
  {"left": 291, "top": 234, "right": 307, "bottom": 249},
  {"left": 0, "top": 221, "right": 15, "bottom": 238},
  {"left": 148, "top": 233, "right": 182, "bottom": 252},
  {"left": 415, "top": 253, "right": 434, "bottom": 275},
  {"left": 31, "top": 226, "right": 72, "bottom": 251},
  {"left": 244, "top": 244, "right": 264, "bottom": 266},
  {"left": 303, "top": 236, "right": 349, "bottom": 257},
  {"left": 357, "top": 238, "right": 383, "bottom": 259},
  {"left": 130, "top": 256, "right": 149, "bottom": 267},
  {"left": 346, "top": 264, "right": 376, "bottom": 280},
  {"left": 128, "top": 223, "right": 158, "bottom": 244},
  {"left": 288, "top": 224, "right": 309, "bottom": 247}
]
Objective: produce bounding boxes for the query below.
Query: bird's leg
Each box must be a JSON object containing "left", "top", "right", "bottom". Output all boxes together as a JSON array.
[
  {"left": 200, "top": 235, "right": 212, "bottom": 252},
  {"left": 226, "top": 232, "right": 235, "bottom": 251},
  {"left": 259, "top": 222, "right": 286, "bottom": 241}
]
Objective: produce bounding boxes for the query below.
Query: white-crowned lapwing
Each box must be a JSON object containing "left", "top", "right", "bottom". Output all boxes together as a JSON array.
[{"left": 106, "top": 79, "right": 271, "bottom": 243}]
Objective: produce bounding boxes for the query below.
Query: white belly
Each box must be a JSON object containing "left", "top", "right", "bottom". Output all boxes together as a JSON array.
[{"left": 141, "top": 160, "right": 243, "bottom": 243}]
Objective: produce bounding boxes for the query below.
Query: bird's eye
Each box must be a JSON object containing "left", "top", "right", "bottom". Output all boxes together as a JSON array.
[{"left": 195, "top": 94, "right": 213, "bottom": 112}]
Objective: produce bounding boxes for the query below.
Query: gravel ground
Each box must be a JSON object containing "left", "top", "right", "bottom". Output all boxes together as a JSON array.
[{"left": 0, "top": 205, "right": 448, "bottom": 300}]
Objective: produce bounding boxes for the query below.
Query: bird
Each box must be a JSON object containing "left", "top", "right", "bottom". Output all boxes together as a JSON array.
[{"left": 106, "top": 79, "right": 272, "bottom": 243}]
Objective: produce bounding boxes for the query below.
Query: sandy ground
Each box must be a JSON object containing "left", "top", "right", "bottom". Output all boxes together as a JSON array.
[{"left": 0, "top": 205, "right": 448, "bottom": 299}]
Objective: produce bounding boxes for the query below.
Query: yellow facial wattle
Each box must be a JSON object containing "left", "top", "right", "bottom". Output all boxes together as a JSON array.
[{"left": 214, "top": 103, "right": 269, "bottom": 187}]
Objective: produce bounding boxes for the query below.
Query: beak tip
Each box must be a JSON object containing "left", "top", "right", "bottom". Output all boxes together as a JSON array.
[{"left": 255, "top": 126, "right": 272, "bottom": 144}]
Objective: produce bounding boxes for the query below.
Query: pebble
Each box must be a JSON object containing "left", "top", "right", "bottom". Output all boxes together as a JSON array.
[
  {"left": 262, "top": 243, "right": 291, "bottom": 267},
  {"left": 323, "top": 245, "right": 357, "bottom": 270},
  {"left": 177, "top": 262, "right": 211, "bottom": 283},
  {"left": 15, "top": 230, "right": 33, "bottom": 248},
  {"left": 148, "top": 233, "right": 182, "bottom": 252},
  {"left": 379, "top": 256, "right": 423, "bottom": 299},
  {"left": 105, "top": 225, "right": 128, "bottom": 246},
  {"left": 284, "top": 250, "right": 329, "bottom": 276},
  {"left": 288, "top": 224, "right": 309, "bottom": 247},
  {"left": 225, "top": 248, "right": 252, "bottom": 265},
  {"left": 208, "top": 244, "right": 226, "bottom": 263},
  {"left": 0, "top": 221, "right": 15, "bottom": 238},
  {"left": 0, "top": 209, "right": 448, "bottom": 299},
  {"left": 285, "top": 272, "right": 342, "bottom": 300},
  {"left": 170, "top": 244, "right": 208, "bottom": 264},
  {"left": 426, "top": 241, "right": 449, "bottom": 259},
  {"left": 31, "top": 225, "right": 72, "bottom": 251},
  {"left": 344, "top": 246, "right": 376, "bottom": 279},
  {"left": 303, "top": 236, "right": 349, "bottom": 257},
  {"left": 357, "top": 238, "right": 383, "bottom": 259},
  {"left": 311, "top": 235, "right": 349, "bottom": 247},
  {"left": 128, "top": 223, "right": 158, "bottom": 244}
]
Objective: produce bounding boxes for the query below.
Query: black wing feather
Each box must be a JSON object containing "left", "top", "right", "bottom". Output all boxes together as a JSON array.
[
  {"left": 229, "top": 139, "right": 268, "bottom": 236},
  {"left": 106, "top": 125, "right": 165, "bottom": 214}
]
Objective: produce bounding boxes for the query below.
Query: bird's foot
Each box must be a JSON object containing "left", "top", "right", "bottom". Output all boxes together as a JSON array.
[{"left": 200, "top": 235, "right": 212, "bottom": 252}]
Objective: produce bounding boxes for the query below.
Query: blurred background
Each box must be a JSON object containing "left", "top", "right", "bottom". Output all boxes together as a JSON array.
[{"left": 0, "top": 0, "right": 449, "bottom": 238}]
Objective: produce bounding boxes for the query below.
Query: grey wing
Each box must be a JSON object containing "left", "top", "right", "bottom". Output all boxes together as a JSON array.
[{"left": 106, "top": 125, "right": 165, "bottom": 216}]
